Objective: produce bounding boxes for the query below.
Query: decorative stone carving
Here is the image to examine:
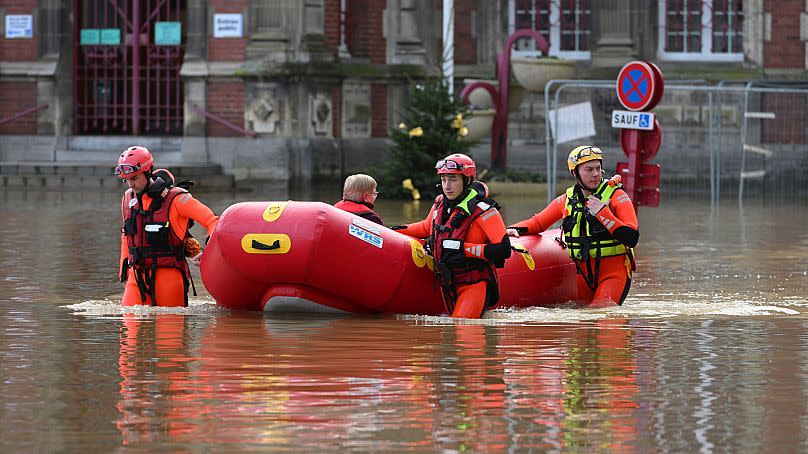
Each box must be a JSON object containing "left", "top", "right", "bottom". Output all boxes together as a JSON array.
[
  {"left": 310, "top": 93, "right": 332, "bottom": 136},
  {"left": 246, "top": 92, "right": 281, "bottom": 134}
]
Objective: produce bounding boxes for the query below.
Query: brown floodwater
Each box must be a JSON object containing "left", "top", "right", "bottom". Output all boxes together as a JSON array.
[{"left": 1, "top": 187, "right": 807, "bottom": 452}]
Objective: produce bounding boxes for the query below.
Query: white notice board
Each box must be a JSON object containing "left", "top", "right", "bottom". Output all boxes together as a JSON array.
[
  {"left": 548, "top": 101, "right": 596, "bottom": 144},
  {"left": 213, "top": 14, "right": 243, "bottom": 38},
  {"left": 5, "top": 15, "right": 33, "bottom": 39}
]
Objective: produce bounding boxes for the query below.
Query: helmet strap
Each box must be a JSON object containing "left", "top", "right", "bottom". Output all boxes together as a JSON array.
[
  {"left": 140, "top": 173, "right": 155, "bottom": 195},
  {"left": 573, "top": 168, "right": 596, "bottom": 192}
]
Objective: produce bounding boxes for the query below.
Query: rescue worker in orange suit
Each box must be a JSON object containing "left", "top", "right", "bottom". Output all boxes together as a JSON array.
[
  {"left": 334, "top": 173, "right": 384, "bottom": 225},
  {"left": 507, "top": 145, "right": 639, "bottom": 308},
  {"left": 393, "top": 153, "right": 512, "bottom": 318},
  {"left": 116, "top": 145, "right": 219, "bottom": 307}
]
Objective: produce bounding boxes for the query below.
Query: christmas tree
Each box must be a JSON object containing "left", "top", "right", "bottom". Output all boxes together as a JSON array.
[{"left": 377, "top": 77, "right": 477, "bottom": 199}]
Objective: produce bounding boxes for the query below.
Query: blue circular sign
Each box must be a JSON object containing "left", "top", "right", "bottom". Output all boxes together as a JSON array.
[{"left": 616, "top": 61, "right": 657, "bottom": 111}]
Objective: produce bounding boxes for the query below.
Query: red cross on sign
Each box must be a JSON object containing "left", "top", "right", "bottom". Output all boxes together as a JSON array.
[{"left": 616, "top": 61, "right": 664, "bottom": 112}]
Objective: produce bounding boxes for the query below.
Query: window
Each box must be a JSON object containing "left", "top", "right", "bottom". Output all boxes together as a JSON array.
[
  {"left": 251, "top": 0, "right": 287, "bottom": 38},
  {"left": 658, "top": 0, "right": 743, "bottom": 61},
  {"left": 508, "top": 0, "right": 592, "bottom": 60}
]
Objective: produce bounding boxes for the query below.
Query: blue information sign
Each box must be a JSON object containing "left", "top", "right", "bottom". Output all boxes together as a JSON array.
[
  {"left": 80, "top": 29, "right": 100, "bottom": 45},
  {"left": 154, "top": 22, "right": 181, "bottom": 45}
]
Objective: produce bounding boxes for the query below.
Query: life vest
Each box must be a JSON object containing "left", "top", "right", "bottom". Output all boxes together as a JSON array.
[
  {"left": 121, "top": 186, "right": 191, "bottom": 305},
  {"left": 428, "top": 188, "right": 499, "bottom": 313},
  {"left": 562, "top": 179, "right": 630, "bottom": 290},
  {"left": 334, "top": 199, "right": 383, "bottom": 225}
]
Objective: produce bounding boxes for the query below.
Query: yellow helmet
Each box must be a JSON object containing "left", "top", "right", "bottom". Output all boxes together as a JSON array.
[{"left": 567, "top": 145, "right": 604, "bottom": 173}]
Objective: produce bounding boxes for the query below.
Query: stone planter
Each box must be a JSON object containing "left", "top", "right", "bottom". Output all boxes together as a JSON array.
[
  {"left": 462, "top": 79, "right": 525, "bottom": 111},
  {"left": 462, "top": 109, "right": 496, "bottom": 141},
  {"left": 510, "top": 57, "right": 575, "bottom": 92}
]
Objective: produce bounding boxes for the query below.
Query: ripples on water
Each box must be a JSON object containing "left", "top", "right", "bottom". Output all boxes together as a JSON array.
[{"left": 2, "top": 189, "right": 808, "bottom": 451}]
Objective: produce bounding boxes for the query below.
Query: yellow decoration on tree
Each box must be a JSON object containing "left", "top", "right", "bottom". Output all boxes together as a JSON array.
[
  {"left": 450, "top": 113, "right": 464, "bottom": 130},
  {"left": 408, "top": 127, "right": 424, "bottom": 137}
]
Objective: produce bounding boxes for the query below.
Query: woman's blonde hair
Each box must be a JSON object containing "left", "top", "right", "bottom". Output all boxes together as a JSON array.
[{"left": 343, "top": 174, "right": 377, "bottom": 202}]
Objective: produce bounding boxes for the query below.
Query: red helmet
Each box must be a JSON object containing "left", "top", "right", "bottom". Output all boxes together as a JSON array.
[
  {"left": 115, "top": 146, "right": 153, "bottom": 178},
  {"left": 435, "top": 153, "right": 476, "bottom": 179}
]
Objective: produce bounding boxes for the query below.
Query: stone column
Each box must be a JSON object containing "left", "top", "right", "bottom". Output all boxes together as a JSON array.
[
  {"left": 38, "top": 0, "right": 67, "bottom": 134},
  {"left": 590, "top": 0, "right": 636, "bottom": 67},
  {"left": 186, "top": 0, "right": 207, "bottom": 59},
  {"left": 300, "top": 0, "right": 332, "bottom": 62},
  {"left": 743, "top": 0, "right": 765, "bottom": 68},
  {"left": 181, "top": 0, "right": 208, "bottom": 137},
  {"left": 179, "top": 61, "right": 207, "bottom": 137},
  {"left": 385, "top": 0, "right": 427, "bottom": 65},
  {"left": 246, "top": 0, "right": 293, "bottom": 61}
]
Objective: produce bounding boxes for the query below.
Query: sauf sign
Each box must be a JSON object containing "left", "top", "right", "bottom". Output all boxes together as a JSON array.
[{"left": 611, "top": 110, "right": 655, "bottom": 130}]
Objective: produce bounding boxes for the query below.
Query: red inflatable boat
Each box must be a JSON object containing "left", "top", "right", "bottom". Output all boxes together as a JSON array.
[{"left": 200, "top": 201, "right": 578, "bottom": 314}]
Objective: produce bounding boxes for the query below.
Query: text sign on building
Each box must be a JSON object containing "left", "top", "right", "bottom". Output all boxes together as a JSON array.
[
  {"left": 213, "top": 14, "right": 243, "bottom": 38},
  {"left": 80, "top": 29, "right": 100, "bottom": 45},
  {"left": 611, "top": 110, "right": 656, "bottom": 130},
  {"left": 100, "top": 29, "right": 121, "bottom": 45},
  {"left": 155, "top": 22, "right": 181, "bottom": 45},
  {"left": 5, "top": 15, "right": 33, "bottom": 39}
]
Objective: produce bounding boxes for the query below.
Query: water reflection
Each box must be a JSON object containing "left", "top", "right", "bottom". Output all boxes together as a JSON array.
[
  {"left": 111, "top": 312, "right": 654, "bottom": 451},
  {"left": 3, "top": 188, "right": 808, "bottom": 451},
  {"left": 117, "top": 313, "right": 193, "bottom": 445}
]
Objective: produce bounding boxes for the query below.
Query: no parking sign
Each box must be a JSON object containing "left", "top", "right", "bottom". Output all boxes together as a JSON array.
[
  {"left": 616, "top": 61, "right": 664, "bottom": 112},
  {"left": 614, "top": 61, "right": 665, "bottom": 208}
]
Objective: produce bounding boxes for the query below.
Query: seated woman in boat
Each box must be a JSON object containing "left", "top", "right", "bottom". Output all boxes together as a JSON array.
[{"left": 334, "top": 174, "right": 383, "bottom": 225}]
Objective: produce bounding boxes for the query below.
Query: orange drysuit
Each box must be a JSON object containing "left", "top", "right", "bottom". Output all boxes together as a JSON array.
[
  {"left": 399, "top": 196, "right": 509, "bottom": 318},
  {"left": 511, "top": 186, "right": 639, "bottom": 307},
  {"left": 120, "top": 190, "right": 218, "bottom": 307}
]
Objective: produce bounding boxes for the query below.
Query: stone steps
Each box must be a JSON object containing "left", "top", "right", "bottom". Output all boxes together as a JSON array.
[
  {"left": 54, "top": 149, "right": 186, "bottom": 163},
  {"left": 0, "top": 161, "right": 234, "bottom": 191}
]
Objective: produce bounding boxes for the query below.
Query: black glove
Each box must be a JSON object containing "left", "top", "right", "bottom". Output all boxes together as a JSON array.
[
  {"left": 388, "top": 225, "right": 408, "bottom": 231},
  {"left": 439, "top": 239, "right": 466, "bottom": 268},
  {"left": 507, "top": 226, "right": 529, "bottom": 235},
  {"left": 484, "top": 235, "right": 512, "bottom": 268},
  {"left": 120, "top": 258, "right": 129, "bottom": 283}
]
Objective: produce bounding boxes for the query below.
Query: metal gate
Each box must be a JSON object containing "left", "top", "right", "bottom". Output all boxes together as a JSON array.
[{"left": 73, "top": 0, "right": 185, "bottom": 135}]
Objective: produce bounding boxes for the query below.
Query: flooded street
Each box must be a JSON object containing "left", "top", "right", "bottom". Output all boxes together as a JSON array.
[{"left": 1, "top": 187, "right": 807, "bottom": 451}]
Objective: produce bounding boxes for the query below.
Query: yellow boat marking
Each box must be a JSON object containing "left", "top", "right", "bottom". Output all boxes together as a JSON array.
[
  {"left": 242, "top": 234, "right": 291, "bottom": 254},
  {"left": 409, "top": 239, "right": 434, "bottom": 271},
  {"left": 262, "top": 202, "right": 288, "bottom": 222},
  {"left": 512, "top": 244, "right": 535, "bottom": 270}
]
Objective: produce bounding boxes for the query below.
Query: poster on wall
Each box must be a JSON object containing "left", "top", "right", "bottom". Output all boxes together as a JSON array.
[
  {"left": 213, "top": 14, "right": 243, "bottom": 38},
  {"left": 5, "top": 15, "right": 33, "bottom": 39}
]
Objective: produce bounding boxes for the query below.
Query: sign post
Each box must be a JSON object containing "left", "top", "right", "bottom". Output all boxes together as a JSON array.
[{"left": 614, "top": 61, "right": 664, "bottom": 208}]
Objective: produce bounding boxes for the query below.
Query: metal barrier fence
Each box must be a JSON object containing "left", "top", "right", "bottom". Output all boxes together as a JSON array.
[{"left": 542, "top": 80, "right": 808, "bottom": 204}]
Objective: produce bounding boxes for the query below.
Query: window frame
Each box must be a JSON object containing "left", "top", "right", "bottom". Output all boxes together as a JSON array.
[
  {"left": 657, "top": 0, "right": 744, "bottom": 62},
  {"left": 507, "top": 0, "right": 592, "bottom": 60}
]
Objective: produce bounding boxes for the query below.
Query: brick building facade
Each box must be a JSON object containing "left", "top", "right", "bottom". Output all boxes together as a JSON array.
[{"left": 1, "top": 1, "right": 807, "bottom": 182}]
